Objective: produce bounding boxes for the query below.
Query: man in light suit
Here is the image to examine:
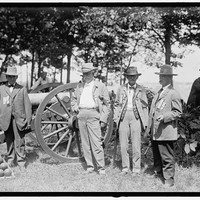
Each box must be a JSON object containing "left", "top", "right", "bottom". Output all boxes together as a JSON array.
[
  {"left": 114, "top": 67, "right": 149, "bottom": 175},
  {"left": 71, "top": 63, "right": 110, "bottom": 175},
  {"left": 0, "top": 66, "right": 32, "bottom": 169},
  {"left": 144, "top": 64, "right": 182, "bottom": 187}
]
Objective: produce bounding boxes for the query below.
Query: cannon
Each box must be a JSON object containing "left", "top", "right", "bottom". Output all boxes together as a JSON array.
[{"left": 27, "top": 82, "right": 114, "bottom": 163}]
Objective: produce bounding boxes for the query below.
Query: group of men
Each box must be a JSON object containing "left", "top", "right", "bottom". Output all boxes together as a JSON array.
[
  {"left": 72, "top": 62, "right": 182, "bottom": 188},
  {"left": 0, "top": 63, "right": 182, "bottom": 188}
]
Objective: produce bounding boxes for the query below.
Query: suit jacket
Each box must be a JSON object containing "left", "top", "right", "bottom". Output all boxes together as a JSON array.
[
  {"left": 146, "top": 85, "right": 182, "bottom": 141},
  {"left": 71, "top": 80, "right": 110, "bottom": 124},
  {"left": 113, "top": 83, "right": 149, "bottom": 131},
  {"left": 0, "top": 83, "right": 32, "bottom": 131},
  {"left": 187, "top": 77, "right": 200, "bottom": 108}
]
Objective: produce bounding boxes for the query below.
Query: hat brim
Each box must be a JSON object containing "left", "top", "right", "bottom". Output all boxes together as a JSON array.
[
  {"left": 4, "top": 72, "right": 18, "bottom": 76},
  {"left": 82, "top": 68, "right": 97, "bottom": 73},
  {"left": 124, "top": 73, "right": 141, "bottom": 76},
  {"left": 155, "top": 72, "right": 177, "bottom": 76}
]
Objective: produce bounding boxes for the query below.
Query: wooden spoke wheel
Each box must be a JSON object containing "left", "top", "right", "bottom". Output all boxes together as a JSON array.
[{"left": 34, "top": 82, "right": 113, "bottom": 163}]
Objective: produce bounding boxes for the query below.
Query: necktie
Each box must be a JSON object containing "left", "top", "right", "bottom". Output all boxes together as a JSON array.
[{"left": 157, "top": 88, "right": 163, "bottom": 100}]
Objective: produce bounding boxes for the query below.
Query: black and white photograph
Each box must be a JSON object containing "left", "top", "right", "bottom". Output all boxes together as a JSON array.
[{"left": 0, "top": 1, "right": 199, "bottom": 196}]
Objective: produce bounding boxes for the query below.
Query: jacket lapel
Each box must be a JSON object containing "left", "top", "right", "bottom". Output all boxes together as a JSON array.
[{"left": 158, "top": 85, "right": 171, "bottom": 101}]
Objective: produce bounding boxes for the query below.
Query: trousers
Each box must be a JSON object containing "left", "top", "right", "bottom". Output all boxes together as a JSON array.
[
  {"left": 152, "top": 140, "right": 175, "bottom": 180},
  {"left": 119, "top": 110, "right": 142, "bottom": 172},
  {"left": 4, "top": 116, "right": 26, "bottom": 166},
  {"left": 77, "top": 109, "right": 105, "bottom": 171}
]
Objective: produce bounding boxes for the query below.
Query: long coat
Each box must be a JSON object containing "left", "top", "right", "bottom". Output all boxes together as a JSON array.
[
  {"left": 0, "top": 83, "right": 32, "bottom": 131},
  {"left": 187, "top": 77, "right": 200, "bottom": 108},
  {"left": 71, "top": 80, "right": 110, "bottom": 124},
  {"left": 113, "top": 83, "right": 149, "bottom": 131},
  {"left": 146, "top": 85, "right": 182, "bottom": 141}
]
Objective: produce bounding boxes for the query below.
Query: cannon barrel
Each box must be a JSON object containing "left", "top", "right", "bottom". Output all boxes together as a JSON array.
[{"left": 28, "top": 92, "right": 70, "bottom": 106}]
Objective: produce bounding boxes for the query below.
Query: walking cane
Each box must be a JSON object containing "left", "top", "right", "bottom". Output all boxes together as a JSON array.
[{"left": 113, "top": 128, "right": 119, "bottom": 168}]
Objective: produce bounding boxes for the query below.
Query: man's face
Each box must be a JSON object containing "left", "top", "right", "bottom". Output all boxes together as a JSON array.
[
  {"left": 126, "top": 75, "right": 138, "bottom": 86},
  {"left": 159, "top": 75, "right": 171, "bottom": 87},
  {"left": 82, "top": 71, "right": 94, "bottom": 83},
  {"left": 6, "top": 75, "right": 18, "bottom": 85}
]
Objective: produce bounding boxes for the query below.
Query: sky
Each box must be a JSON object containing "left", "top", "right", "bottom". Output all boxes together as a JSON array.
[{"left": 138, "top": 45, "right": 200, "bottom": 84}]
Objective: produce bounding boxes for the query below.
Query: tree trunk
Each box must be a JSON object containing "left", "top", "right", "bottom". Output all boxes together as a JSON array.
[
  {"left": 60, "top": 66, "right": 63, "bottom": 83},
  {"left": 66, "top": 51, "right": 72, "bottom": 83},
  {"left": 38, "top": 58, "right": 42, "bottom": 78},
  {"left": 164, "top": 24, "right": 171, "bottom": 65},
  {"left": 31, "top": 50, "right": 35, "bottom": 87}
]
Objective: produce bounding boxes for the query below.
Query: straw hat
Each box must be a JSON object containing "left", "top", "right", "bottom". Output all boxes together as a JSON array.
[
  {"left": 81, "top": 63, "right": 97, "bottom": 73},
  {"left": 4, "top": 66, "right": 18, "bottom": 76},
  {"left": 123, "top": 67, "right": 141, "bottom": 76},
  {"left": 155, "top": 64, "right": 177, "bottom": 76}
]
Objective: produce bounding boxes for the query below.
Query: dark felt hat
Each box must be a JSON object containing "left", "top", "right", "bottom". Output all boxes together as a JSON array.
[
  {"left": 155, "top": 64, "right": 177, "bottom": 76},
  {"left": 123, "top": 67, "right": 141, "bottom": 76}
]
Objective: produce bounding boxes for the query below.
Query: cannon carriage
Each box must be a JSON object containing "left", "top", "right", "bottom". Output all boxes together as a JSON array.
[{"left": 25, "top": 82, "right": 114, "bottom": 163}]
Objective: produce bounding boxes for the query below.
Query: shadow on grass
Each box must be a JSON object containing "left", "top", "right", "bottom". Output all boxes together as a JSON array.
[{"left": 25, "top": 147, "right": 40, "bottom": 167}]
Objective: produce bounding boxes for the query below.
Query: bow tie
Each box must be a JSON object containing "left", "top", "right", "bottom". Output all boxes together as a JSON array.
[
  {"left": 129, "top": 86, "right": 136, "bottom": 90},
  {"left": 8, "top": 84, "right": 15, "bottom": 87}
]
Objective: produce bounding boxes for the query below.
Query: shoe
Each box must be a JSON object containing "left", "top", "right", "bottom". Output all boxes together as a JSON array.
[
  {"left": 84, "top": 168, "right": 94, "bottom": 174},
  {"left": 120, "top": 171, "right": 128, "bottom": 175},
  {"left": 98, "top": 170, "right": 106, "bottom": 175},
  {"left": 153, "top": 171, "right": 163, "bottom": 178},
  {"left": 132, "top": 168, "right": 141, "bottom": 176},
  {"left": 164, "top": 179, "right": 174, "bottom": 187}
]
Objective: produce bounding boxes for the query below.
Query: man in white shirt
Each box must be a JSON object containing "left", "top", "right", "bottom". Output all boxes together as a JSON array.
[
  {"left": 31, "top": 71, "right": 52, "bottom": 91},
  {"left": 71, "top": 63, "right": 110, "bottom": 175},
  {"left": 114, "top": 67, "right": 149, "bottom": 175}
]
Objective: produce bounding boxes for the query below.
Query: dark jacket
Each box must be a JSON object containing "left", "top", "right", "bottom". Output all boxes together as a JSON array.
[
  {"left": 145, "top": 85, "right": 182, "bottom": 141},
  {"left": 0, "top": 83, "right": 32, "bottom": 131},
  {"left": 187, "top": 77, "right": 200, "bottom": 108}
]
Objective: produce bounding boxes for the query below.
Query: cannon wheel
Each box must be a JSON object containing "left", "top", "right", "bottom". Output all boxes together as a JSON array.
[
  {"left": 34, "top": 82, "right": 113, "bottom": 163},
  {"left": 27, "top": 82, "right": 63, "bottom": 144}
]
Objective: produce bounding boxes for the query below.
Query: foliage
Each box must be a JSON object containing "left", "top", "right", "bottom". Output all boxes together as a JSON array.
[{"left": 176, "top": 103, "right": 200, "bottom": 167}]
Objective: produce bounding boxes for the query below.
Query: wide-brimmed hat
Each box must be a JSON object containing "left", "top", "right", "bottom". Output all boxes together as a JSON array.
[
  {"left": 123, "top": 67, "right": 141, "bottom": 76},
  {"left": 81, "top": 63, "right": 97, "bottom": 73},
  {"left": 155, "top": 64, "right": 177, "bottom": 76},
  {"left": 4, "top": 66, "right": 18, "bottom": 76}
]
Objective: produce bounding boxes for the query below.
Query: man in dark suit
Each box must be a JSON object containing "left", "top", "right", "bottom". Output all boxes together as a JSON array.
[
  {"left": 0, "top": 66, "right": 32, "bottom": 170},
  {"left": 187, "top": 75, "right": 200, "bottom": 109},
  {"left": 144, "top": 64, "right": 182, "bottom": 187}
]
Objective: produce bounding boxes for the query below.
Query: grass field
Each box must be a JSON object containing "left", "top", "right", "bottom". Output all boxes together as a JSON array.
[{"left": 0, "top": 134, "right": 199, "bottom": 195}]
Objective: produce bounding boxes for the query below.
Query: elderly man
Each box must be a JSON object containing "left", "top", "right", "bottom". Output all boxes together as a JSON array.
[
  {"left": 71, "top": 63, "right": 110, "bottom": 175},
  {"left": 0, "top": 66, "right": 32, "bottom": 170},
  {"left": 31, "top": 71, "right": 53, "bottom": 91},
  {"left": 144, "top": 64, "right": 182, "bottom": 187},
  {"left": 114, "top": 67, "right": 149, "bottom": 175}
]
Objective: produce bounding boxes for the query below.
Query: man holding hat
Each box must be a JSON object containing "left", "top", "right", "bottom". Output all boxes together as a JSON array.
[
  {"left": 113, "top": 66, "right": 149, "bottom": 175},
  {"left": 0, "top": 66, "right": 32, "bottom": 170},
  {"left": 71, "top": 63, "right": 110, "bottom": 175},
  {"left": 144, "top": 64, "right": 182, "bottom": 187}
]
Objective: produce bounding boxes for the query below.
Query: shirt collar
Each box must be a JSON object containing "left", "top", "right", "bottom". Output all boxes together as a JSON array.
[
  {"left": 161, "top": 84, "right": 171, "bottom": 92},
  {"left": 8, "top": 83, "right": 16, "bottom": 87},
  {"left": 128, "top": 84, "right": 136, "bottom": 90},
  {"left": 85, "top": 80, "right": 94, "bottom": 87}
]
